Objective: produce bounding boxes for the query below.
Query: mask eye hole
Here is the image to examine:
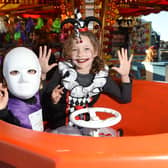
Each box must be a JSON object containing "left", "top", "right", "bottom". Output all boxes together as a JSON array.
[
  {"left": 10, "top": 70, "right": 19, "bottom": 76},
  {"left": 27, "top": 69, "right": 36, "bottom": 74}
]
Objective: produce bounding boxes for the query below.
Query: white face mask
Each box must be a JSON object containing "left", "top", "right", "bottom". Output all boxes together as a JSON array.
[{"left": 3, "top": 47, "right": 41, "bottom": 99}]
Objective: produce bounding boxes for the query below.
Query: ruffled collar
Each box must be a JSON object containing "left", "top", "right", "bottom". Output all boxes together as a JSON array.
[{"left": 58, "top": 61, "right": 109, "bottom": 98}]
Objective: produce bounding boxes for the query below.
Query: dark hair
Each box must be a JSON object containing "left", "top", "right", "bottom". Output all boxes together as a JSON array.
[{"left": 62, "top": 31, "right": 105, "bottom": 74}]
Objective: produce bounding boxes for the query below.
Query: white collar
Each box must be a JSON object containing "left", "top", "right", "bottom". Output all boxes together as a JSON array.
[{"left": 58, "top": 61, "right": 109, "bottom": 98}]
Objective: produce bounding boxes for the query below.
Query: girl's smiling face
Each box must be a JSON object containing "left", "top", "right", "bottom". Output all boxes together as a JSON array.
[{"left": 71, "top": 35, "right": 97, "bottom": 74}]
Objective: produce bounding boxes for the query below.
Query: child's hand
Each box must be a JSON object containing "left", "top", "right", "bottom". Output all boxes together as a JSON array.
[
  {"left": 0, "top": 83, "right": 8, "bottom": 110},
  {"left": 112, "top": 48, "right": 133, "bottom": 82},
  {"left": 51, "top": 85, "right": 64, "bottom": 104},
  {"left": 38, "top": 45, "right": 57, "bottom": 80}
]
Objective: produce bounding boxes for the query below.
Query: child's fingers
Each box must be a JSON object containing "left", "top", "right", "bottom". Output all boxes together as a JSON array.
[
  {"left": 54, "top": 85, "right": 64, "bottom": 93},
  {"left": 55, "top": 85, "right": 61, "bottom": 89},
  {"left": 42, "top": 45, "right": 47, "bottom": 58},
  {"left": 129, "top": 54, "right": 134, "bottom": 63},
  {"left": 51, "top": 85, "right": 64, "bottom": 102},
  {"left": 0, "top": 83, "right": 7, "bottom": 93},
  {"left": 39, "top": 46, "right": 42, "bottom": 58},
  {"left": 0, "top": 87, "right": 8, "bottom": 98},
  {"left": 52, "top": 93, "right": 62, "bottom": 104},
  {"left": 46, "top": 48, "right": 52, "bottom": 60},
  {"left": 0, "top": 91, "right": 3, "bottom": 97}
]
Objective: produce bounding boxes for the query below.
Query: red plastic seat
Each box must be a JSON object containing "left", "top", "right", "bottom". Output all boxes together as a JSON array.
[{"left": 1, "top": 80, "right": 168, "bottom": 168}]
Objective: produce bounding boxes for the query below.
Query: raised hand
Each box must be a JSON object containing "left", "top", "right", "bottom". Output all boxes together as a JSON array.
[
  {"left": 112, "top": 48, "right": 133, "bottom": 82},
  {"left": 0, "top": 83, "right": 8, "bottom": 110},
  {"left": 51, "top": 85, "right": 64, "bottom": 104},
  {"left": 38, "top": 45, "right": 57, "bottom": 80}
]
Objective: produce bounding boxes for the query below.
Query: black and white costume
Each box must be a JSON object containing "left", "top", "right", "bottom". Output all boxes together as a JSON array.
[{"left": 42, "top": 61, "right": 132, "bottom": 129}]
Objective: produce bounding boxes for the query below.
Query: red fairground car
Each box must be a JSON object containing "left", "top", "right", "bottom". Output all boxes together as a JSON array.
[{"left": 1, "top": 80, "right": 168, "bottom": 168}]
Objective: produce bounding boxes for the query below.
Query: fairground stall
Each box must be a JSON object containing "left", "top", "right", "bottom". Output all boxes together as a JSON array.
[{"left": 0, "top": 0, "right": 168, "bottom": 80}]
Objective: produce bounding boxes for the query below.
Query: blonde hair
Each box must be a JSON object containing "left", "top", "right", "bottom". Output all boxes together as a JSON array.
[{"left": 144, "top": 47, "right": 156, "bottom": 62}]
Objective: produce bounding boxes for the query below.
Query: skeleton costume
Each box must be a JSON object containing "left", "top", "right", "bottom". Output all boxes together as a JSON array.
[
  {"left": 59, "top": 61, "right": 108, "bottom": 115},
  {"left": 42, "top": 61, "right": 132, "bottom": 130},
  {"left": 0, "top": 47, "right": 44, "bottom": 131}
]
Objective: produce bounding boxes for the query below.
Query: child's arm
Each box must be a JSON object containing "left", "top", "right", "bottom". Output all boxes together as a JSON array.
[
  {"left": 112, "top": 48, "right": 133, "bottom": 83},
  {"left": 103, "top": 77, "right": 132, "bottom": 103}
]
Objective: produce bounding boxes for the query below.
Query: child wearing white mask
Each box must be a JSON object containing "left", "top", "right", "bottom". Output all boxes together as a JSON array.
[{"left": 0, "top": 47, "right": 49, "bottom": 131}]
